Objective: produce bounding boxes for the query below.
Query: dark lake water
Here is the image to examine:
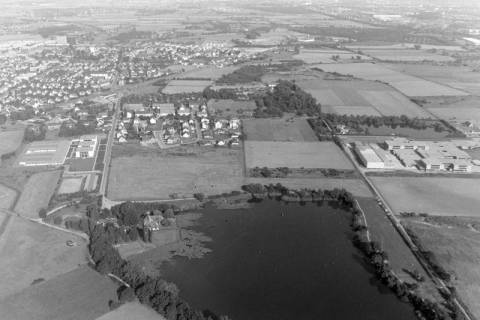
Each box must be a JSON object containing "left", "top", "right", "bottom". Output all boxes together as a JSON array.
[{"left": 160, "top": 201, "right": 416, "bottom": 320}]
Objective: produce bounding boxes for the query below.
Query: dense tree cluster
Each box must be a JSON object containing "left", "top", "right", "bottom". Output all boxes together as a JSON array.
[
  {"left": 58, "top": 120, "right": 96, "bottom": 137},
  {"left": 217, "top": 65, "right": 266, "bottom": 84},
  {"left": 249, "top": 166, "right": 354, "bottom": 178},
  {"left": 24, "top": 124, "right": 47, "bottom": 142},
  {"left": 254, "top": 80, "right": 320, "bottom": 117}
]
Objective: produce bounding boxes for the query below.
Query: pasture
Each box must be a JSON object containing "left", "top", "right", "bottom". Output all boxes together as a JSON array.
[
  {"left": 428, "top": 107, "right": 480, "bottom": 123},
  {"left": 403, "top": 219, "right": 480, "bottom": 320},
  {"left": 293, "top": 48, "right": 370, "bottom": 64},
  {"left": 207, "top": 99, "right": 257, "bottom": 117},
  {"left": 317, "top": 63, "right": 468, "bottom": 97},
  {"left": 0, "top": 212, "right": 87, "bottom": 300},
  {"left": 322, "top": 105, "right": 382, "bottom": 116},
  {"left": 371, "top": 177, "right": 480, "bottom": 216},
  {"left": 108, "top": 147, "right": 245, "bottom": 200},
  {"left": 0, "top": 130, "right": 24, "bottom": 157},
  {"left": 177, "top": 65, "right": 239, "bottom": 80},
  {"left": 387, "top": 64, "right": 480, "bottom": 96},
  {"left": 96, "top": 301, "right": 163, "bottom": 320},
  {"left": 0, "top": 266, "right": 117, "bottom": 320},
  {"left": 0, "top": 184, "right": 17, "bottom": 210},
  {"left": 162, "top": 79, "right": 212, "bottom": 94},
  {"left": 243, "top": 118, "right": 318, "bottom": 142},
  {"left": 361, "top": 49, "right": 454, "bottom": 62},
  {"left": 58, "top": 176, "right": 84, "bottom": 194},
  {"left": 14, "top": 170, "right": 61, "bottom": 218},
  {"left": 295, "top": 78, "right": 430, "bottom": 117},
  {"left": 244, "top": 141, "right": 353, "bottom": 169}
]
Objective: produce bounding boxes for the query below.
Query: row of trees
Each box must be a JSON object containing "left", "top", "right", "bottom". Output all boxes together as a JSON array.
[{"left": 249, "top": 166, "right": 354, "bottom": 178}]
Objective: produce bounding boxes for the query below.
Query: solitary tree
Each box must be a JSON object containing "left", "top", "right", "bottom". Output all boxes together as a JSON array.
[{"left": 38, "top": 208, "right": 47, "bottom": 219}]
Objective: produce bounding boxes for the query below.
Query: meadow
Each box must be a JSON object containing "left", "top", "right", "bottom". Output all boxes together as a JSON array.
[
  {"left": 177, "top": 65, "right": 239, "bottom": 80},
  {"left": 293, "top": 48, "right": 371, "bottom": 64},
  {"left": 58, "top": 176, "right": 84, "bottom": 194},
  {"left": 96, "top": 301, "right": 163, "bottom": 320},
  {"left": 0, "top": 184, "right": 17, "bottom": 210},
  {"left": 161, "top": 79, "right": 212, "bottom": 94},
  {"left": 243, "top": 118, "right": 318, "bottom": 142},
  {"left": 244, "top": 141, "right": 353, "bottom": 170},
  {"left": 371, "top": 176, "right": 480, "bottom": 216},
  {"left": 361, "top": 48, "right": 454, "bottom": 62},
  {"left": 207, "top": 99, "right": 257, "bottom": 117},
  {"left": 317, "top": 63, "right": 468, "bottom": 97},
  {"left": 14, "top": 170, "right": 61, "bottom": 218},
  {"left": 0, "top": 130, "right": 24, "bottom": 157},
  {"left": 108, "top": 147, "right": 245, "bottom": 200}
]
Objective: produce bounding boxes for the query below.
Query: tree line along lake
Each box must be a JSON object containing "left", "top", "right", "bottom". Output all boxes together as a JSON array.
[{"left": 158, "top": 200, "right": 417, "bottom": 320}]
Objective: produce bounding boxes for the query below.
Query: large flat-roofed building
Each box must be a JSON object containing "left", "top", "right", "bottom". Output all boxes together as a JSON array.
[
  {"left": 152, "top": 103, "right": 175, "bottom": 117},
  {"left": 355, "top": 143, "right": 384, "bottom": 169},
  {"left": 18, "top": 140, "right": 71, "bottom": 166},
  {"left": 72, "top": 135, "right": 98, "bottom": 158},
  {"left": 385, "top": 137, "right": 429, "bottom": 151}
]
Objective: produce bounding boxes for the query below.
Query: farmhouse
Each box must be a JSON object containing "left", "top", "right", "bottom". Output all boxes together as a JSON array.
[{"left": 18, "top": 140, "right": 71, "bottom": 166}]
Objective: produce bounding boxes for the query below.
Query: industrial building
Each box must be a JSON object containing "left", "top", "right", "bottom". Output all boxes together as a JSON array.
[
  {"left": 355, "top": 143, "right": 384, "bottom": 169},
  {"left": 18, "top": 140, "right": 71, "bottom": 166}
]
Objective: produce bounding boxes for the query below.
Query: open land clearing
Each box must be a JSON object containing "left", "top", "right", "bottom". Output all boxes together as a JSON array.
[
  {"left": 58, "top": 176, "right": 84, "bottom": 194},
  {"left": 371, "top": 176, "right": 480, "bottom": 216},
  {"left": 386, "top": 64, "right": 480, "bottom": 96},
  {"left": 245, "top": 141, "right": 353, "bottom": 169},
  {"left": 161, "top": 79, "right": 212, "bottom": 94},
  {"left": 177, "top": 65, "right": 239, "bottom": 80},
  {"left": 0, "top": 130, "right": 24, "bottom": 157},
  {"left": 243, "top": 118, "right": 318, "bottom": 141},
  {"left": 403, "top": 218, "right": 480, "bottom": 319},
  {"left": 0, "top": 266, "right": 117, "bottom": 320},
  {"left": 295, "top": 77, "right": 430, "bottom": 117},
  {"left": 293, "top": 48, "right": 371, "bottom": 64},
  {"left": 14, "top": 170, "right": 61, "bottom": 218},
  {"left": 0, "top": 184, "right": 17, "bottom": 210},
  {"left": 316, "top": 63, "right": 469, "bottom": 97},
  {"left": 108, "top": 147, "right": 245, "bottom": 200},
  {"left": 96, "top": 301, "right": 164, "bottom": 320},
  {"left": 207, "top": 99, "right": 257, "bottom": 117},
  {"left": 360, "top": 48, "right": 454, "bottom": 62},
  {"left": 0, "top": 211, "right": 87, "bottom": 300}
]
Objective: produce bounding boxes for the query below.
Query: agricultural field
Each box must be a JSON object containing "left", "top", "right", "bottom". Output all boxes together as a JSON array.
[
  {"left": 293, "top": 48, "right": 371, "bottom": 64},
  {"left": 386, "top": 64, "right": 480, "bottom": 95},
  {"left": 403, "top": 218, "right": 480, "bottom": 319},
  {"left": 58, "top": 176, "right": 84, "bottom": 194},
  {"left": 0, "top": 266, "right": 117, "bottom": 320},
  {"left": 246, "top": 177, "right": 371, "bottom": 197},
  {"left": 14, "top": 170, "right": 62, "bottom": 219},
  {"left": 316, "top": 63, "right": 469, "bottom": 97},
  {"left": 207, "top": 99, "right": 257, "bottom": 117},
  {"left": 371, "top": 177, "right": 480, "bottom": 216},
  {"left": 360, "top": 48, "right": 454, "bottom": 62},
  {"left": 108, "top": 147, "right": 245, "bottom": 200},
  {"left": 0, "top": 211, "right": 87, "bottom": 300},
  {"left": 0, "top": 184, "right": 17, "bottom": 210},
  {"left": 243, "top": 118, "right": 318, "bottom": 142},
  {"left": 347, "top": 43, "right": 466, "bottom": 52},
  {"left": 244, "top": 141, "right": 353, "bottom": 169},
  {"left": 177, "top": 65, "right": 239, "bottom": 80},
  {"left": 161, "top": 79, "right": 212, "bottom": 94},
  {"left": 96, "top": 301, "right": 163, "bottom": 320},
  {"left": 0, "top": 129, "right": 24, "bottom": 157},
  {"left": 295, "top": 78, "right": 430, "bottom": 117}
]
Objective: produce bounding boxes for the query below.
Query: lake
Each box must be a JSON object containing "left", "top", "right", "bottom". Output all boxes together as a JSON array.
[{"left": 159, "top": 200, "right": 416, "bottom": 320}]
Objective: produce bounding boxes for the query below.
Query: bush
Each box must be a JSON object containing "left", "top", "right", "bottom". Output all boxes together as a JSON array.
[
  {"left": 38, "top": 208, "right": 47, "bottom": 219},
  {"left": 193, "top": 193, "right": 206, "bottom": 202}
]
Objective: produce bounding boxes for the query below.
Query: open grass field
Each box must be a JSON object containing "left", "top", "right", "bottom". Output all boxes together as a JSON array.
[
  {"left": 0, "top": 184, "right": 17, "bottom": 210},
  {"left": 96, "top": 301, "right": 164, "bottom": 320},
  {"left": 58, "top": 177, "right": 84, "bottom": 194},
  {"left": 322, "top": 105, "right": 382, "bottom": 116},
  {"left": 0, "top": 212, "right": 87, "bottom": 300},
  {"left": 361, "top": 49, "right": 454, "bottom": 62},
  {"left": 0, "top": 266, "right": 117, "bottom": 320},
  {"left": 177, "top": 65, "right": 239, "bottom": 80},
  {"left": 295, "top": 78, "right": 430, "bottom": 117},
  {"left": 108, "top": 147, "right": 245, "bottom": 200},
  {"left": 14, "top": 170, "right": 61, "bottom": 218},
  {"left": 371, "top": 176, "right": 480, "bottom": 216},
  {"left": 0, "top": 130, "right": 24, "bottom": 157},
  {"left": 403, "top": 218, "right": 480, "bottom": 319},
  {"left": 316, "top": 63, "right": 469, "bottom": 97},
  {"left": 244, "top": 141, "right": 353, "bottom": 169},
  {"left": 347, "top": 43, "right": 465, "bottom": 51},
  {"left": 243, "top": 118, "right": 318, "bottom": 142},
  {"left": 162, "top": 79, "right": 212, "bottom": 94},
  {"left": 293, "top": 48, "right": 371, "bottom": 64},
  {"left": 207, "top": 99, "right": 257, "bottom": 117},
  {"left": 386, "top": 64, "right": 480, "bottom": 96},
  {"left": 428, "top": 107, "right": 480, "bottom": 122}
]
